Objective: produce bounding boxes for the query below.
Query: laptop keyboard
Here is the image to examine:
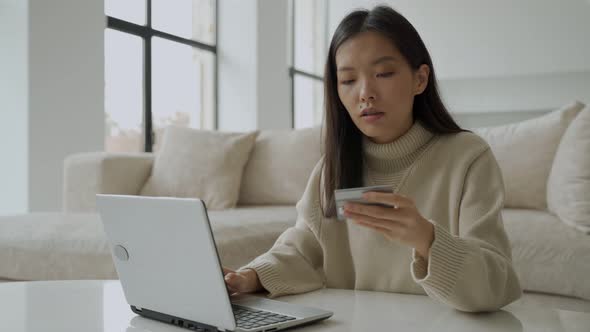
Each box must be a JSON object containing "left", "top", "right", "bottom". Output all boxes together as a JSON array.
[{"left": 232, "top": 305, "right": 296, "bottom": 330}]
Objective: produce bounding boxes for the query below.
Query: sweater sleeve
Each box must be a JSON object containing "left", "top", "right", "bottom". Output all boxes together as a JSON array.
[
  {"left": 239, "top": 161, "right": 325, "bottom": 298},
  {"left": 410, "top": 148, "right": 522, "bottom": 312}
]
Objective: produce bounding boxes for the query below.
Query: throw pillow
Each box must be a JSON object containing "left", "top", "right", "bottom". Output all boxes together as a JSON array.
[
  {"left": 503, "top": 208, "right": 590, "bottom": 300},
  {"left": 140, "top": 126, "right": 257, "bottom": 210},
  {"left": 238, "top": 126, "right": 322, "bottom": 205},
  {"left": 473, "top": 101, "right": 584, "bottom": 209},
  {"left": 547, "top": 105, "right": 590, "bottom": 233}
]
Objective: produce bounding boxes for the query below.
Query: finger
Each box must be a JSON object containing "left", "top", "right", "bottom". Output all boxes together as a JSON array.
[
  {"left": 222, "top": 267, "right": 235, "bottom": 276},
  {"left": 344, "top": 203, "right": 389, "bottom": 219},
  {"left": 362, "top": 192, "right": 414, "bottom": 208},
  {"left": 225, "top": 272, "right": 249, "bottom": 292},
  {"left": 355, "top": 219, "right": 389, "bottom": 232},
  {"left": 345, "top": 205, "right": 413, "bottom": 224},
  {"left": 224, "top": 273, "right": 240, "bottom": 288},
  {"left": 345, "top": 211, "right": 405, "bottom": 231},
  {"left": 226, "top": 283, "right": 238, "bottom": 293},
  {"left": 227, "top": 286, "right": 239, "bottom": 296}
]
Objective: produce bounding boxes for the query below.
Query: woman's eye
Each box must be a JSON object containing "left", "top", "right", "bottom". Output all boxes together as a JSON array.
[
  {"left": 340, "top": 79, "right": 355, "bottom": 85},
  {"left": 377, "top": 72, "right": 394, "bottom": 78}
]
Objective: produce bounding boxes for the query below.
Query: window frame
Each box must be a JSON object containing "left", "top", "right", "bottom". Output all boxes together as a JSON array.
[
  {"left": 289, "top": 0, "right": 329, "bottom": 129},
  {"left": 106, "top": 0, "right": 218, "bottom": 152}
]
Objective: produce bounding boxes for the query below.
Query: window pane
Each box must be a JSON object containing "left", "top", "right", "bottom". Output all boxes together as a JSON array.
[
  {"left": 152, "top": 0, "right": 216, "bottom": 45},
  {"left": 104, "top": 29, "right": 144, "bottom": 153},
  {"left": 152, "top": 37, "right": 215, "bottom": 151},
  {"left": 294, "top": 74, "right": 324, "bottom": 129},
  {"left": 294, "top": 0, "right": 327, "bottom": 76},
  {"left": 105, "top": 0, "right": 146, "bottom": 25}
]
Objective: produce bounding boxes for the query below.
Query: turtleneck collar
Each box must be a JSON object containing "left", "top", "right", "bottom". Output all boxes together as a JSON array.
[{"left": 363, "top": 121, "right": 435, "bottom": 173}]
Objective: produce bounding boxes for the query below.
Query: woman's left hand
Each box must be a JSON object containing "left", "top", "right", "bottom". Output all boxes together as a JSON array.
[{"left": 343, "top": 191, "right": 434, "bottom": 259}]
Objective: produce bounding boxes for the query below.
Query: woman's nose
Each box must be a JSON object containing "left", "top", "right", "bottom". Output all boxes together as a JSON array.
[{"left": 359, "top": 80, "right": 377, "bottom": 102}]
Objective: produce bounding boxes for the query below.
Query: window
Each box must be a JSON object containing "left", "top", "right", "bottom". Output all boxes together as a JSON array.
[
  {"left": 290, "top": 0, "right": 328, "bottom": 129},
  {"left": 105, "top": 0, "right": 217, "bottom": 152}
]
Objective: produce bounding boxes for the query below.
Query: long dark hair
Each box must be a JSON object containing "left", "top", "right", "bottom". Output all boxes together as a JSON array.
[{"left": 321, "top": 5, "right": 467, "bottom": 218}]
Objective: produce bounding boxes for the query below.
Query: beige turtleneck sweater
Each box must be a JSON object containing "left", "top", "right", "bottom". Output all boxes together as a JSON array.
[{"left": 241, "top": 121, "right": 522, "bottom": 312}]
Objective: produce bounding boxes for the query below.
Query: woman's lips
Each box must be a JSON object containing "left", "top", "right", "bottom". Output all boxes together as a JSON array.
[{"left": 361, "top": 112, "right": 384, "bottom": 123}]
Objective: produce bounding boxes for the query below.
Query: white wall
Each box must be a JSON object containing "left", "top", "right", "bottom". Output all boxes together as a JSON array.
[
  {"left": 218, "top": 0, "right": 291, "bottom": 131},
  {"left": 218, "top": 0, "right": 258, "bottom": 131},
  {"left": 28, "top": 0, "right": 105, "bottom": 211},
  {"left": 0, "top": 0, "right": 29, "bottom": 215},
  {"left": 329, "top": 0, "right": 590, "bottom": 79},
  {"left": 256, "top": 0, "right": 291, "bottom": 129},
  {"left": 0, "top": 0, "right": 105, "bottom": 214},
  {"left": 445, "top": 0, "right": 590, "bottom": 79},
  {"left": 328, "top": 0, "right": 590, "bottom": 126}
]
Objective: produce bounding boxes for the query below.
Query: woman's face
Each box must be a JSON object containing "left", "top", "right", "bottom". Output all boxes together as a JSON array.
[{"left": 335, "top": 31, "right": 429, "bottom": 144}]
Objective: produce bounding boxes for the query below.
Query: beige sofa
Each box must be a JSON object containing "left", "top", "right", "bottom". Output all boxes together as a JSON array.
[{"left": 1, "top": 103, "right": 589, "bottom": 312}]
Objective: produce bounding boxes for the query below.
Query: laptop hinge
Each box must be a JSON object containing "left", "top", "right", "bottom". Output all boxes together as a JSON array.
[{"left": 131, "top": 305, "right": 220, "bottom": 331}]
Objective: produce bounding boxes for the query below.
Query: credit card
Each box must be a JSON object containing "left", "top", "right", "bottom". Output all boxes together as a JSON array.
[{"left": 334, "top": 185, "right": 394, "bottom": 221}]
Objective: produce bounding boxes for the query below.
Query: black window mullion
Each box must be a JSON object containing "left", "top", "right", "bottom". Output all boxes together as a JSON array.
[
  {"left": 144, "top": 0, "right": 152, "bottom": 152},
  {"left": 107, "top": 17, "right": 213, "bottom": 51},
  {"left": 292, "top": 68, "right": 323, "bottom": 81},
  {"left": 107, "top": 17, "right": 148, "bottom": 38},
  {"left": 144, "top": 38, "right": 153, "bottom": 151},
  {"left": 152, "top": 30, "right": 215, "bottom": 52}
]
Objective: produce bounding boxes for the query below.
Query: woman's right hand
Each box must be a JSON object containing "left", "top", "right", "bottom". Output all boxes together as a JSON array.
[{"left": 223, "top": 267, "right": 263, "bottom": 295}]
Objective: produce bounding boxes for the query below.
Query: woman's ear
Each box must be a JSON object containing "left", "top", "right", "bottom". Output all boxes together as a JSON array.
[{"left": 414, "top": 64, "right": 430, "bottom": 95}]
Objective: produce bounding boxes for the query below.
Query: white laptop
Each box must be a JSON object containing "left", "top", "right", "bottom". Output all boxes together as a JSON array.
[{"left": 96, "top": 194, "right": 332, "bottom": 332}]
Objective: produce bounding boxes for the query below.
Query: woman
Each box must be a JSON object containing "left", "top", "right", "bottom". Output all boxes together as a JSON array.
[{"left": 224, "top": 5, "right": 522, "bottom": 312}]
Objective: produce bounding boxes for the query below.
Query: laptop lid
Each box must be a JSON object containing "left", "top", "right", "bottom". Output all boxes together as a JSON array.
[{"left": 96, "top": 194, "right": 236, "bottom": 331}]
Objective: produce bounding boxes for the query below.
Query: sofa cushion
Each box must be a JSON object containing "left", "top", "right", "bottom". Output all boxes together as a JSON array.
[
  {"left": 0, "top": 213, "right": 115, "bottom": 280},
  {"left": 238, "top": 126, "right": 322, "bottom": 205},
  {"left": 207, "top": 206, "right": 297, "bottom": 269},
  {"left": 474, "top": 101, "right": 584, "bottom": 209},
  {"left": 140, "top": 127, "right": 257, "bottom": 210},
  {"left": 502, "top": 208, "right": 590, "bottom": 300},
  {"left": 547, "top": 106, "right": 590, "bottom": 233},
  {"left": 0, "top": 207, "right": 296, "bottom": 280}
]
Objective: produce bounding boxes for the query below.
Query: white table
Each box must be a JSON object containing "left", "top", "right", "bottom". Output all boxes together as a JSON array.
[{"left": 1, "top": 280, "right": 589, "bottom": 332}]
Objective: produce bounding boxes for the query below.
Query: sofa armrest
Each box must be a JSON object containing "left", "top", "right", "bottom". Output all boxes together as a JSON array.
[{"left": 63, "top": 152, "right": 154, "bottom": 212}]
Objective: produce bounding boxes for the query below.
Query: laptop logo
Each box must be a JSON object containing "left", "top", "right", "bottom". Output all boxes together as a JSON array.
[{"left": 114, "top": 245, "right": 130, "bottom": 261}]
